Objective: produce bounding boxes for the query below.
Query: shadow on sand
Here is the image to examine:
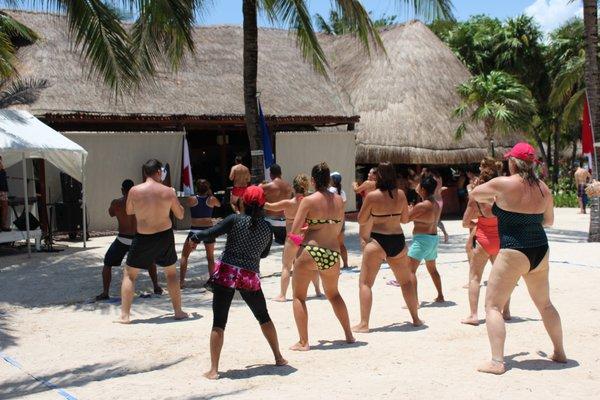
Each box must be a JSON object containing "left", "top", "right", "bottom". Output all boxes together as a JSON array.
[
  {"left": 505, "top": 316, "right": 541, "bottom": 324},
  {"left": 420, "top": 300, "right": 457, "bottom": 308},
  {"left": 369, "top": 322, "right": 428, "bottom": 333},
  {"left": 505, "top": 351, "right": 579, "bottom": 372},
  {"left": 129, "top": 312, "right": 202, "bottom": 324},
  {"left": 163, "top": 389, "right": 250, "bottom": 400},
  {"left": 220, "top": 364, "right": 298, "bottom": 380},
  {"left": 311, "top": 340, "right": 368, "bottom": 351},
  {"left": 0, "top": 357, "right": 189, "bottom": 400}
]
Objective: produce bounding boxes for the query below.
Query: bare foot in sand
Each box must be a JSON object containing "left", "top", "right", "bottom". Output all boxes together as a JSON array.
[
  {"left": 203, "top": 370, "right": 219, "bottom": 380},
  {"left": 113, "top": 316, "right": 130, "bottom": 324},
  {"left": 272, "top": 295, "right": 287, "bottom": 302},
  {"left": 461, "top": 316, "right": 480, "bottom": 326},
  {"left": 174, "top": 311, "right": 189, "bottom": 320},
  {"left": 275, "top": 357, "right": 288, "bottom": 366},
  {"left": 351, "top": 323, "right": 370, "bottom": 333},
  {"left": 550, "top": 351, "right": 567, "bottom": 363},
  {"left": 315, "top": 292, "right": 324, "bottom": 298},
  {"left": 290, "top": 342, "right": 310, "bottom": 351},
  {"left": 179, "top": 282, "right": 186, "bottom": 289},
  {"left": 346, "top": 335, "right": 356, "bottom": 344},
  {"left": 462, "top": 283, "right": 469, "bottom": 289},
  {"left": 434, "top": 296, "right": 445, "bottom": 303},
  {"left": 412, "top": 319, "right": 424, "bottom": 327},
  {"left": 502, "top": 311, "right": 511, "bottom": 321},
  {"left": 477, "top": 359, "right": 506, "bottom": 375}
]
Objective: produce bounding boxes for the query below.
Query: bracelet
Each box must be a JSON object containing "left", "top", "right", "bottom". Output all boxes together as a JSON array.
[{"left": 287, "top": 233, "right": 303, "bottom": 246}]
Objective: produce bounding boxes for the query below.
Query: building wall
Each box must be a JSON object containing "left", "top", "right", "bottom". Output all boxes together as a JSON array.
[
  {"left": 45, "top": 131, "right": 184, "bottom": 231},
  {"left": 276, "top": 130, "right": 357, "bottom": 212}
]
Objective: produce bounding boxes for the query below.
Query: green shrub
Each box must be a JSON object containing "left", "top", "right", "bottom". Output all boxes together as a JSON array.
[{"left": 548, "top": 177, "right": 579, "bottom": 208}]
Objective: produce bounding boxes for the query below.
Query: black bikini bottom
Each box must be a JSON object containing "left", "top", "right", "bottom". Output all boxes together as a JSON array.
[
  {"left": 371, "top": 232, "right": 406, "bottom": 258},
  {"left": 509, "top": 244, "right": 549, "bottom": 271}
]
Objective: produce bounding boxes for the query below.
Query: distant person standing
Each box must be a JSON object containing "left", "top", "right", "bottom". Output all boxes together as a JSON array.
[
  {"left": 329, "top": 172, "right": 352, "bottom": 269},
  {"left": 353, "top": 167, "right": 377, "bottom": 209},
  {"left": 0, "top": 155, "right": 9, "bottom": 231},
  {"left": 574, "top": 162, "right": 591, "bottom": 214},
  {"left": 261, "top": 164, "right": 293, "bottom": 244},
  {"left": 96, "top": 179, "right": 163, "bottom": 301},
  {"left": 229, "top": 156, "right": 251, "bottom": 214},
  {"left": 116, "top": 159, "right": 188, "bottom": 323}
]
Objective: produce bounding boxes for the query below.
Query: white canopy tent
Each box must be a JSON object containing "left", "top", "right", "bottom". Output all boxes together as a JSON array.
[{"left": 0, "top": 110, "right": 88, "bottom": 254}]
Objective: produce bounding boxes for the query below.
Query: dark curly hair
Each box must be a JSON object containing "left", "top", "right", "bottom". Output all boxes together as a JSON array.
[
  {"left": 311, "top": 162, "right": 330, "bottom": 191},
  {"left": 478, "top": 157, "right": 502, "bottom": 184},
  {"left": 420, "top": 175, "right": 437, "bottom": 198}
]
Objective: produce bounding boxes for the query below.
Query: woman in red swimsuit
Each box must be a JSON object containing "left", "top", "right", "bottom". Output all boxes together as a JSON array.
[{"left": 461, "top": 158, "right": 510, "bottom": 326}]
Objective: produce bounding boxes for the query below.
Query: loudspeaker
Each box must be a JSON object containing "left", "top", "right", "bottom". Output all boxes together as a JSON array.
[
  {"left": 60, "top": 172, "right": 82, "bottom": 204},
  {"left": 55, "top": 202, "right": 82, "bottom": 232}
]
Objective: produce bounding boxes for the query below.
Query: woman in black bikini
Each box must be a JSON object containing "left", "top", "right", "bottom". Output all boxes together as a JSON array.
[
  {"left": 352, "top": 162, "right": 414, "bottom": 332},
  {"left": 470, "top": 143, "right": 566, "bottom": 375},
  {"left": 288, "top": 162, "right": 355, "bottom": 351}
]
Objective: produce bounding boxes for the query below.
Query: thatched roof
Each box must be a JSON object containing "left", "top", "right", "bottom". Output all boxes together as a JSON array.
[
  {"left": 323, "top": 21, "right": 516, "bottom": 164},
  {"left": 10, "top": 10, "right": 354, "bottom": 119},
  {"left": 10, "top": 10, "right": 518, "bottom": 164}
]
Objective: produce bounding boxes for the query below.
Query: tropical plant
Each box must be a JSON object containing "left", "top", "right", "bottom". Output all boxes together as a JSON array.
[
  {"left": 582, "top": 0, "right": 600, "bottom": 241},
  {"left": 315, "top": 10, "right": 398, "bottom": 35},
  {"left": 0, "top": 78, "right": 49, "bottom": 108},
  {"left": 453, "top": 71, "right": 537, "bottom": 154},
  {"left": 0, "top": 11, "right": 39, "bottom": 79}
]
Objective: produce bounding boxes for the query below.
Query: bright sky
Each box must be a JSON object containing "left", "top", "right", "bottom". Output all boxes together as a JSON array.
[{"left": 198, "top": 0, "right": 582, "bottom": 33}]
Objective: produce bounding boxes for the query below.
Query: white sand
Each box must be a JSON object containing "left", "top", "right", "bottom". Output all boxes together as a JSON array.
[{"left": 1, "top": 208, "right": 599, "bottom": 399}]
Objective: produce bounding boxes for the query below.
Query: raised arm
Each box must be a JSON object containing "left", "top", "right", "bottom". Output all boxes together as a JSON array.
[
  {"left": 187, "top": 196, "right": 198, "bottom": 208},
  {"left": 208, "top": 195, "right": 221, "bottom": 208},
  {"left": 191, "top": 214, "right": 236, "bottom": 243},
  {"left": 353, "top": 180, "right": 374, "bottom": 193},
  {"left": 462, "top": 199, "right": 478, "bottom": 229},
  {"left": 170, "top": 190, "right": 184, "bottom": 220}
]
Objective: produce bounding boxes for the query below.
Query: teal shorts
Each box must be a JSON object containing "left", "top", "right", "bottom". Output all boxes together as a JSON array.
[{"left": 408, "top": 234, "right": 439, "bottom": 261}]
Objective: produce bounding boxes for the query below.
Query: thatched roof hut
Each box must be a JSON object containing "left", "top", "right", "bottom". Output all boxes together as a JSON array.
[
  {"left": 323, "top": 20, "right": 515, "bottom": 164},
  {"left": 10, "top": 10, "right": 516, "bottom": 164}
]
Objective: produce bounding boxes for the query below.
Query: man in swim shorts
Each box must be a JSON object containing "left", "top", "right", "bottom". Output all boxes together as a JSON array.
[
  {"left": 116, "top": 159, "right": 188, "bottom": 323},
  {"left": 261, "top": 164, "right": 292, "bottom": 244},
  {"left": 229, "top": 156, "right": 251, "bottom": 213},
  {"left": 574, "top": 161, "right": 591, "bottom": 214},
  {"left": 96, "top": 179, "right": 162, "bottom": 301}
]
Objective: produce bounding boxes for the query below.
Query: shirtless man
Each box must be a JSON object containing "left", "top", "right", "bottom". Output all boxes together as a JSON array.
[
  {"left": 116, "top": 159, "right": 188, "bottom": 323},
  {"left": 407, "top": 174, "right": 444, "bottom": 305},
  {"left": 96, "top": 180, "right": 162, "bottom": 301},
  {"left": 261, "top": 164, "right": 293, "bottom": 244},
  {"left": 574, "top": 161, "right": 592, "bottom": 214},
  {"left": 229, "top": 156, "right": 251, "bottom": 213}
]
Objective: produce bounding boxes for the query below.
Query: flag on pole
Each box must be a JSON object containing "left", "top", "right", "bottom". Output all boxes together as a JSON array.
[
  {"left": 182, "top": 137, "right": 194, "bottom": 195},
  {"left": 582, "top": 94, "right": 596, "bottom": 173},
  {"left": 258, "top": 100, "right": 275, "bottom": 181}
]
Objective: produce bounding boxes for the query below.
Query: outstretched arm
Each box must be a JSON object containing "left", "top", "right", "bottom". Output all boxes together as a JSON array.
[
  {"left": 265, "top": 199, "right": 292, "bottom": 212},
  {"left": 191, "top": 214, "right": 236, "bottom": 243},
  {"left": 470, "top": 178, "right": 503, "bottom": 204}
]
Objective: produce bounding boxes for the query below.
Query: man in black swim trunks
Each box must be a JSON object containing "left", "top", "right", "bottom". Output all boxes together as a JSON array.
[
  {"left": 96, "top": 179, "right": 163, "bottom": 301},
  {"left": 116, "top": 160, "right": 188, "bottom": 323}
]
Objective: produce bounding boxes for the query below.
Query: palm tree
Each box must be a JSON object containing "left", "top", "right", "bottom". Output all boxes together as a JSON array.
[
  {"left": 453, "top": 71, "right": 537, "bottom": 155},
  {"left": 315, "top": 10, "right": 398, "bottom": 35},
  {"left": 582, "top": 0, "right": 600, "bottom": 242},
  {"left": 0, "top": 78, "right": 49, "bottom": 108},
  {"left": 0, "top": 11, "right": 39, "bottom": 79}
]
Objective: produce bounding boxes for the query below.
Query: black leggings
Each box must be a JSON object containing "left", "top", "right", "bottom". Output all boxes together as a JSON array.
[{"left": 212, "top": 284, "right": 272, "bottom": 330}]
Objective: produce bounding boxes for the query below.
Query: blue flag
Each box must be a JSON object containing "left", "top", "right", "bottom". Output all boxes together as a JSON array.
[{"left": 258, "top": 100, "right": 274, "bottom": 180}]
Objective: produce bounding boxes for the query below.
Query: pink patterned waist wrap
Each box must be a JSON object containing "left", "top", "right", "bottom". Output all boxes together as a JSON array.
[{"left": 211, "top": 261, "right": 261, "bottom": 291}]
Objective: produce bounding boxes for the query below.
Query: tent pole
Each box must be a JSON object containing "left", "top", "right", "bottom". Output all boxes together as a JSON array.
[
  {"left": 82, "top": 153, "right": 87, "bottom": 248},
  {"left": 22, "top": 153, "right": 31, "bottom": 257}
]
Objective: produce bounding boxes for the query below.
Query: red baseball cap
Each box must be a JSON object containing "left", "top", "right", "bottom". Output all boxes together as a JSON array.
[
  {"left": 504, "top": 142, "right": 539, "bottom": 163},
  {"left": 243, "top": 185, "right": 265, "bottom": 206}
]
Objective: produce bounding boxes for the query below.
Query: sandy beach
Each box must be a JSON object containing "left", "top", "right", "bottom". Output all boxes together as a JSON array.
[{"left": 1, "top": 208, "right": 599, "bottom": 399}]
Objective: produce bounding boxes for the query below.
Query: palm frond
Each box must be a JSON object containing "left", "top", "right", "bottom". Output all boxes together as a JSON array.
[
  {"left": 333, "top": 0, "right": 385, "bottom": 55},
  {"left": 561, "top": 88, "right": 585, "bottom": 128},
  {"left": 0, "top": 30, "right": 17, "bottom": 79},
  {"left": 0, "top": 11, "right": 40, "bottom": 46},
  {"left": 0, "top": 78, "right": 49, "bottom": 108},
  {"left": 314, "top": 13, "right": 333, "bottom": 34}
]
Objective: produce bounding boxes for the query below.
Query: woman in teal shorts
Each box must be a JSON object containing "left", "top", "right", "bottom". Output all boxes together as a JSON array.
[{"left": 407, "top": 174, "right": 445, "bottom": 305}]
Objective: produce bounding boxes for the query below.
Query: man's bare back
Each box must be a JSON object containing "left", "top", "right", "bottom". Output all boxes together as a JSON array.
[
  {"left": 230, "top": 164, "right": 251, "bottom": 188},
  {"left": 110, "top": 197, "right": 136, "bottom": 235},
  {"left": 262, "top": 178, "right": 292, "bottom": 218},
  {"left": 575, "top": 167, "right": 591, "bottom": 186},
  {"left": 127, "top": 179, "right": 183, "bottom": 234}
]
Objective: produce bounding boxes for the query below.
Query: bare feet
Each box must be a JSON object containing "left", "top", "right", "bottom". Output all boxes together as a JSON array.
[
  {"left": 95, "top": 293, "right": 109, "bottom": 301},
  {"left": 434, "top": 296, "right": 445, "bottom": 303},
  {"left": 351, "top": 323, "right": 370, "bottom": 333},
  {"left": 290, "top": 342, "right": 310, "bottom": 351},
  {"left": 443, "top": 234, "right": 449, "bottom": 244},
  {"left": 550, "top": 351, "right": 567, "bottom": 363},
  {"left": 113, "top": 315, "right": 130, "bottom": 324},
  {"left": 275, "top": 357, "right": 288, "bottom": 366},
  {"left": 502, "top": 311, "right": 512, "bottom": 321},
  {"left": 272, "top": 295, "right": 287, "bottom": 302},
  {"left": 477, "top": 359, "right": 506, "bottom": 375},
  {"left": 461, "top": 316, "right": 480, "bottom": 326},
  {"left": 154, "top": 286, "right": 164, "bottom": 295},
  {"left": 315, "top": 292, "right": 324, "bottom": 298},
  {"left": 203, "top": 370, "right": 219, "bottom": 380},
  {"left": 174, "top": 311, "right": 189, "bottom": 320},
  {"left": 179, "top": 281, "right": 186, "bottom": 289},
  {"left": 346, "top": 334, "right": 356, "bottom": 344},
  {"left": 462, "top": 283, "right": 469, "bottom": 289},
  {"left": 412, "top": 318, "right": 424, "bottom": 327}
]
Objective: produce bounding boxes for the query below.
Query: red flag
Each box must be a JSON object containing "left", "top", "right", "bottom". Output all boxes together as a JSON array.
[{"left": 582, "top": 96, "right": 594, "bottom": 155}]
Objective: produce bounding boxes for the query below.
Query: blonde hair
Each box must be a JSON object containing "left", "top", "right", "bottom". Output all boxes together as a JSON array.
[
  {"left": 509, "top": 157, "right": 539, "bottom": 185},
  {"left": 293, "top": 173, "right": 310, "bottom": 195}
]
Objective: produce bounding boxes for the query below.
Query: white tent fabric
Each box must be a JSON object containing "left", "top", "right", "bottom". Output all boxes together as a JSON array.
[
  {"left": 0, "top": 110, "right": 87, "bottom": 180},
  {"left": 0, "top": 110, "right": 88, "bottom": 254}
]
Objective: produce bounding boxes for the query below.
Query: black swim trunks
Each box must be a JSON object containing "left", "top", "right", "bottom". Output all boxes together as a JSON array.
[
  {"left": 104, "top": 234, "right": 133, "bottom": 267},
  {"left": 126, "top": 228, "right": 177, "bottom": 269},
  {"left": 187, "top": 226, "right": 216, "bottom": 244}
]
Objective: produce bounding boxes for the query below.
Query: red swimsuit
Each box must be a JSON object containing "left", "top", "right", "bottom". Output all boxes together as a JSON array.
[{"left": 475, "top": 215, "right": 500, "bottom": 256}]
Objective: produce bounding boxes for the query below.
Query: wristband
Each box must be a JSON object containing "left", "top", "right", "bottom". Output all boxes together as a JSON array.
[{"left": 287, "top": 233, "right": 303, "bottom": 246}]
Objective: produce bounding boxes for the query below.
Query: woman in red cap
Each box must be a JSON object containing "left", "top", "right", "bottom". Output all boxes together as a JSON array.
[
  {"left": 191, "top": 185, "right": 287, "bottom": 379},
  {"left": 288, "top": 162, "right": 355, "bottom": 351},
  {"left": 470, "top": 142, "right": 566, "bottom": 375}
]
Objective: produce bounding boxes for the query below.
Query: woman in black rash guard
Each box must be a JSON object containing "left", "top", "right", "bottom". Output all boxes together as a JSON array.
[{"left": 191, "top": 185, "right": 287, "bottom": 379}]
